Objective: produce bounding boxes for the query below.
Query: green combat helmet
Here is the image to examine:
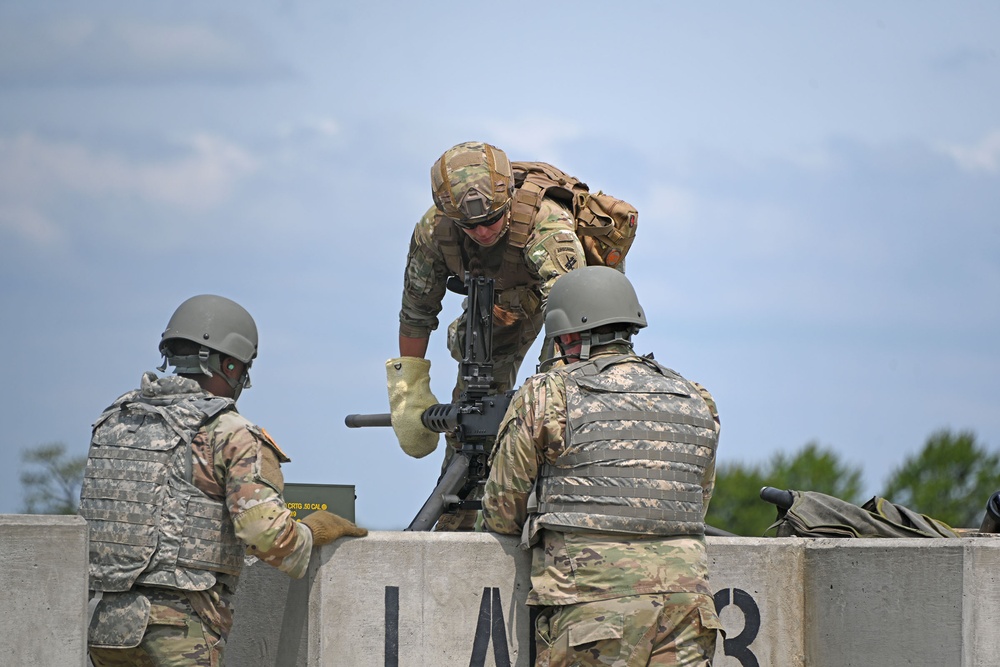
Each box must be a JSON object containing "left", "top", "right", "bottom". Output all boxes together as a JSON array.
[
  {"left": 431, "top": 141, "right": 514, "bottom": 228},
  {"left": 543, "top": 266, "right": 647, "bottom": 364},
  {"left": 158, "top": 294, "right": 258, "bottom": 399}
]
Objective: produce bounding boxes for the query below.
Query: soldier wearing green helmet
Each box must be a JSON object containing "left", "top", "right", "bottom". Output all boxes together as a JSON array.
[
  {"left": 81, "top": 295, "right": 366, "bottom": 666},
  {"left": 389, "top": 141, "right": 590, "bottom": 529},
  {"left": 482, "top": 267, "right": 724, "bottom": 666}
]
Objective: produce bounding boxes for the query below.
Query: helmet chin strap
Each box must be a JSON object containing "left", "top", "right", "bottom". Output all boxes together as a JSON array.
[
  {"left": 160, "top": 346, "right": 251, "bottom": 400},
  {"left": 205, "top": 352, "right": 252, "bottom": 401},
  {"left": 537, "top": 329, "right": 636, "bottom": 372}
]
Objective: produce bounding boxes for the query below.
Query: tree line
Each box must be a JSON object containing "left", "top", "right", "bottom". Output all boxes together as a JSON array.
[
  {"left": 19, "top": 429, "right": 1000, "bottom": 536},
  {"left": 707, "top": 429, "right": 1000, "bottom": 535}
]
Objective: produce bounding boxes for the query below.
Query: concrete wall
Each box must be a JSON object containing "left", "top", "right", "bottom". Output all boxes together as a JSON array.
[
  {"left": 227, "top": 532, "right": 533, "bottom": 666},
  {"left": 802, "top": 539, "right": 1000, "bottom": 667},
  {"left": 0, "top": 514, "right": 89, "bottom": 667},
  {"left": 3, "top": 516, "right": 1000, "bottom": 667},
  {"left": 227, "top": 533, "right": 1000, "bottom": 667}
]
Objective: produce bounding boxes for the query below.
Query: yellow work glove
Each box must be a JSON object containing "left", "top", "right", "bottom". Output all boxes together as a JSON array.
[
  {"left": 301, "top": 510, "right": 368, "bottom": 547},
  {"left": 386, "top": 356, "right": 441, "bottom": 458}
]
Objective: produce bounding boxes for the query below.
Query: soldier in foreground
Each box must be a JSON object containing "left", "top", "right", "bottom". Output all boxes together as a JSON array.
[
  {"left": 80, "top": 295, "right": 366, "bottom": 666},
  {"left": 389, "top": 141, "right": 589, "bottom": 528},
  {"left": 482, "top": 267, "right": 723, "bottom": 666}
]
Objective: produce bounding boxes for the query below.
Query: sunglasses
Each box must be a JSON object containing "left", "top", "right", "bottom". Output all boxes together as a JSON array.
[{"left": 452, "top": 205, "right": 508, "bottom": 231}]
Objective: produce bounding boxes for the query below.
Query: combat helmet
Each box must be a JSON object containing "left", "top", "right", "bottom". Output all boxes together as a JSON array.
[
  {"left": 543, "top": 266, "right": 646, "bottom": 364},
  {"left": 158, "top": 294, "right": 258, "bottom": 397},
  {"left": 431, "top": 141, "right": 514, "bottom": 228}
]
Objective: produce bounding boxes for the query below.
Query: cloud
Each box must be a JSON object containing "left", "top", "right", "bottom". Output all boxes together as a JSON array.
[
  {"left": 936, "top": 130, "right": 1000, "bottom": 173},
  {"left": 277, "top": 117, "right": 342, "bottom": 141},
  {"left": 0, "top": 203, "right": 63, "bottom": 245},
  {"left": 629, "top": 137, "right": 1000, "bottom": 337},
  {"left": 930, "top": 46, "right": 999, "bottom": 74},
  {"left": 0, "top": 132, "right": 260, "bottom": 245},
  {"left": 643, "top": 181, "right": 806, "bottom": 260},
  {"left": 0, "top": 15, "right": 292, "bottom": 86},
  {"left": 482, "top": 117, "right": 584, "bottom": 163}
]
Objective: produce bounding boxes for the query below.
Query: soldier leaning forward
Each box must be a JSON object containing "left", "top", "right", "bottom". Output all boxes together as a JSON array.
[{"left": 388, "top": 141, "right": 592, "bottom": 528}]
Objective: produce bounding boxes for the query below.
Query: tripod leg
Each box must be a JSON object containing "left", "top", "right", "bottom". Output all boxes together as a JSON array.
[{"left": 406, "top": 454, "right": 471, "bottom": 531}]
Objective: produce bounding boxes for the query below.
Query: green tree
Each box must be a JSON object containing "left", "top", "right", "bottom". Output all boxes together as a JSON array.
[
  {"left": 20, "top": 442, "right": 86, "bottom": 514},
  {"left": 766, "top": 442, "right": 864, "bottom": 504},
  {"left": 705, "top": 460, "right": 770, "bottom": 537},
  {"left": 707, "top": 441, "right": 864, "bottom": 536},
  {"left": 881, "top": 429, "right": 1000, "bottom": 529}
]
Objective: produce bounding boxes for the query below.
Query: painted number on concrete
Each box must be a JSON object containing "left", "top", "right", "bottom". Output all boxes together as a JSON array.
[
  {"left": 714, "top": 588, "right": 761, "bottom": 667},
  {"left": 383, "top": 586, "right": 511, "bottom": 667},
  {"left": 383, "top": 584, "right": 761, "bottom": 666}
]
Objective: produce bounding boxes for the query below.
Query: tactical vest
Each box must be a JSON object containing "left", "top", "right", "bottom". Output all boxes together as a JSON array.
[
  {"left": 527, "top": 354, "right": 718, "bottom": 543},
  {"left": 79, "top": 380, "right": 245, "bottom": 594},
  {"left": 433, "top": 160, "right": 636, "bottom": 295},
  {"left": 432, "top": 203, "right": 546, "bottom": 329}
]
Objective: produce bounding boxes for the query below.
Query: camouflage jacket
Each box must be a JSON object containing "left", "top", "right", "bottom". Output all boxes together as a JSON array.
[
  {"left": 83, "top": 373, "right": 313, "bottom": 640},
  {"left": 482, "top": 346, "right": 721, "bottom": 606},
  {"left": 399, "top": 198, "right": 586, "bottom": 339}
]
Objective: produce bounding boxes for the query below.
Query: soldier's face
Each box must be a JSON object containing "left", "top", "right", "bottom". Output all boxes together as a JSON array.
[
  {"left": 460, "top": 210, "right": 509, "bottom": 247},
  {"left": 557, "top": 333, "right": 583, "bottom": 361}
]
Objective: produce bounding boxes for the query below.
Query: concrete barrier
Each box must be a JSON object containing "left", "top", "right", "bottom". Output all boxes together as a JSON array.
[
  {"left": 0, "top": 514, "right": 89, "bottom": 667},
  {"left": 803, "top": 538, "right": 1000, "bottom": 667},
  {"left": 227, "top": 532, "right": 532, "bottom": 666},
  {"left": 3, "top": 517, "right": 999, "bottom": 667},
  {"left": 707, "top": 537, "right": 806, "bottom": 667},
  {"left": 227, "top": 533, "right": 1000, "bottom": 667}
]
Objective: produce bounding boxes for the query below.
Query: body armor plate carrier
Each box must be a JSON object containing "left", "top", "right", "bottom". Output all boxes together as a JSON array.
[
  {"left": 527, "top": 354, "right": 718, "bottom": 544},
  {"left": 79, "top": 378, "right": 245, "bottom": 594},
  {"left": 432, "top": 161, "right": 638, "bottom": 291}
]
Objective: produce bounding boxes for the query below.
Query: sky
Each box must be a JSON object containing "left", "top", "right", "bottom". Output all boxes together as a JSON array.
[{"left": 1, "top": 1, "right": 998, "bottom": 529}]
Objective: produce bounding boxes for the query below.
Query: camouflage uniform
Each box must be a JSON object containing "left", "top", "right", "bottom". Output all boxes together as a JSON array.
[
  {"left": 400, "top": 199, "right": 587, "bottom": 395},
  {"left": 482, "top": 345, "right": 724, "bottom": 666},
  {"left": 83, "top": 372, "right": 313, "bottom": 667},
  {"left": 401, "top": 198, "right": 588, "bottom": 529}
]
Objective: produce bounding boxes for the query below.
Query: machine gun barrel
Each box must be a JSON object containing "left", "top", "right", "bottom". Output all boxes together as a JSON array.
[
  {"left": 760, "top": 486, "right": 794, "bottom": 510},
  {"left": 345, "top": 395, "right": 513, "bottom": 436},
  {"left": 344, "top": 413, "right": 392, "bottom": 428},
  {"left": 345, "top": 273, "right": 509, "bottom": 531},
  {"left": 980, "top": 491, "right": 1000, "bottom": 533}
]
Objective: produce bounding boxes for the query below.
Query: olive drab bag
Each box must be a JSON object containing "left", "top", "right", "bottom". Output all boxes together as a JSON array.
[
  {"left": 509, "top": 161, "right": 638, "bottom": 269},
  {"left": 765, "top": 489, "right": 960, "bottom": 538}
]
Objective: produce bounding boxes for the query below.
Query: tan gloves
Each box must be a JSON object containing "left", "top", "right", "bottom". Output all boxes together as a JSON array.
[
  {"left": 386, "top": 357, "right": 440, "bottom": 458},
  {"left": 301, "top": 510, "right": 368, "bottom": 547}
]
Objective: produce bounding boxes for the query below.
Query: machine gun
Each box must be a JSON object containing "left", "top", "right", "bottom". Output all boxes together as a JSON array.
[{"left": 345, "top": 273, "right": 514, "bottom": 531}]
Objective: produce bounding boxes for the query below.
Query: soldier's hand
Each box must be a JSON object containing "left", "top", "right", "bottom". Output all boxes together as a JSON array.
[
  {"left": 301, "top": 510, "right": 368, "bottom": 546},
  {"left": 386, "top": 357, "right": 440, "bottom": 458}
]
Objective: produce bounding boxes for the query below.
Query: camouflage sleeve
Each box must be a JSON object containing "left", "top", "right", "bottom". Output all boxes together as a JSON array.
[
  {"left": 692, "top": 382, "right": 720, "bottom": 516},
  {"left": 482, "top": 372, "right": 567, "bottom": 534},
  {"left": 399, "top": 206, "right": 451, "bottom": 339},
  {"left": 206, "top": 413, "right": 313, "bottom": 579},
  {"left": 523, "top": 199, "right": 587, "bottom": 307}
]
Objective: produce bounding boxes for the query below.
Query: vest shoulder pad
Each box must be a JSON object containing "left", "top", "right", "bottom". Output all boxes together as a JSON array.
[{"left": 189, "top": 396, "right": 235, "bottom": 419}]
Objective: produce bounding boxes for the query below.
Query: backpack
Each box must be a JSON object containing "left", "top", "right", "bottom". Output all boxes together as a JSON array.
[{"left": 509, "top": 161, "right": 638, "bottom": 269}]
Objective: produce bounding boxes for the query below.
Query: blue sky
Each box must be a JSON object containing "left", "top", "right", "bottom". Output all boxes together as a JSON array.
[{"left": 1, "top": 1, "right": 998, "bottom": 528}]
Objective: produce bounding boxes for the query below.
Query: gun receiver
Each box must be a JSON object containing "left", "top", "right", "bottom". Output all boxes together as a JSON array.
[{"left": 344, "top": 273, "right": 514, "bottom": 530}]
